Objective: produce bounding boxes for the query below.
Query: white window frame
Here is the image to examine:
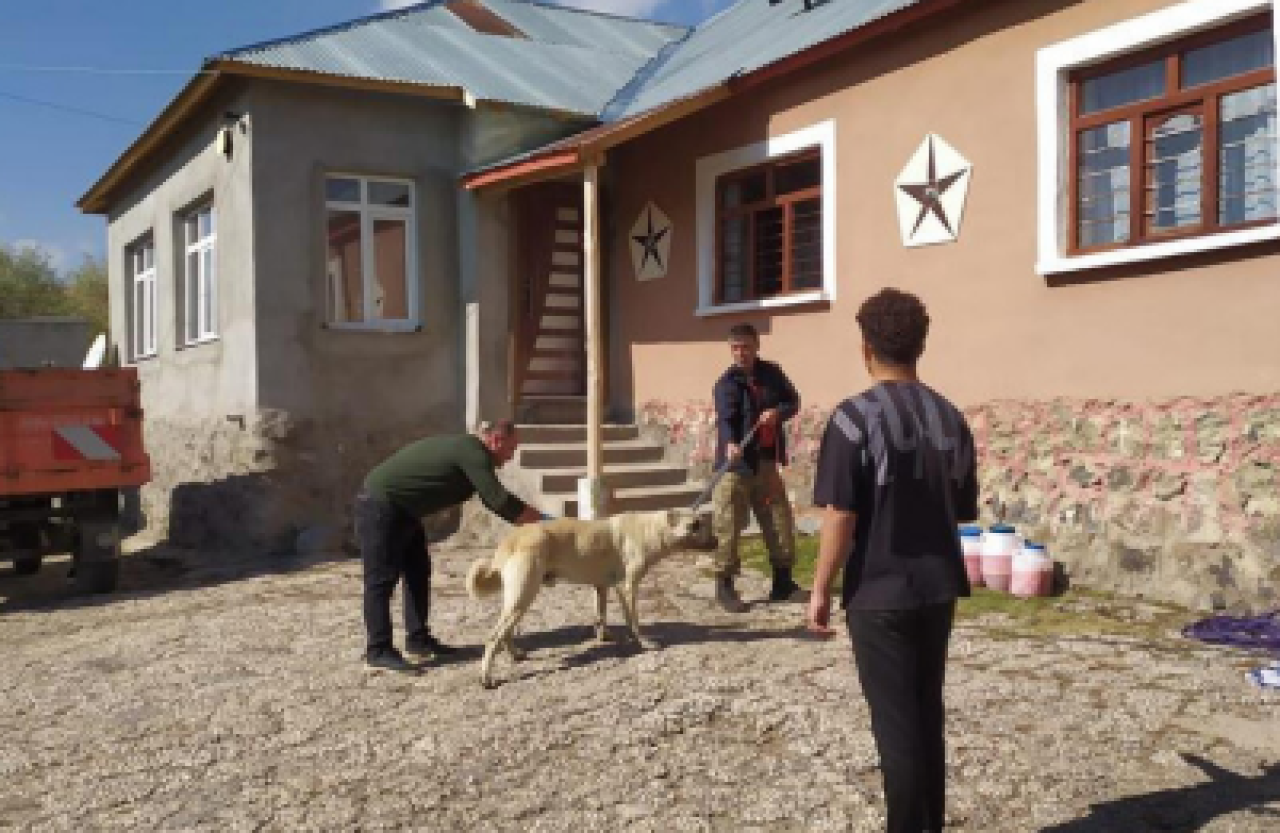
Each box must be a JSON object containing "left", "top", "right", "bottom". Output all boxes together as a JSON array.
[
  {"left": 695, "top": 120, "right": 837, "bottom": 317},
  {"left": 323, "top": 174, "right": 420, "bottom": 332},
  {"left": 182, "top": 203, "right": 218, "bottom": 345},
  {"left": 1037, "top": 0, "right": 1280, "bottom": 276},
  {"left": 128, "top": 236, "right": 157, "bottom": 361}
]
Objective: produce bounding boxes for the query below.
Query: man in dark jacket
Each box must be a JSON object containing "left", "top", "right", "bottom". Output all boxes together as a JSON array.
[
  {"left": 710, "top": 323, "right": 801, "bottom": 612},
  {"left": 807, "top": 289, "right": 979, "bottom": 833},
  {"left": 356, "top": 420, "right": 547, "bottom": 673}
]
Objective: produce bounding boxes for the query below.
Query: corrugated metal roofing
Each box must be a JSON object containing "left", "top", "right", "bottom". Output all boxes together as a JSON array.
[
  {"left": 606, "top": 0, "right": 925, "bottom": 120},
  {"left": 220, "top": 1, "right": 687, "bottom": 117}
]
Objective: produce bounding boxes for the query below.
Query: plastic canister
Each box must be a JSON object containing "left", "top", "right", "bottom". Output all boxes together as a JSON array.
[
  {"left": 959, "top": 526, "right": 985, "bottom": 587},
  {"left": 1012, "top": 542, "right": 1053, "bottom": 598},
  {"left": 981, "top": 524, "right": 1020, "bottom": 593}
]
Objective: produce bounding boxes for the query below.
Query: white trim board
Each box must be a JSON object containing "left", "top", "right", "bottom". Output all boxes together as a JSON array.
[
  {"left": 694, "top": 120, "right": 837, "bottom": 316},
  {"left": 1035, "top": 0, "right": 1280, "bottom": 276}
]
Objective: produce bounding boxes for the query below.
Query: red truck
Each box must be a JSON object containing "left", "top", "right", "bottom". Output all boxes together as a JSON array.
[{"left": 0, "top": 368, "right": 151, "bottom": 593}]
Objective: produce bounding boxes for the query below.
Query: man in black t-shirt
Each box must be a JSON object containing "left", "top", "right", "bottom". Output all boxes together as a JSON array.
[{"left": 807, "top": 289, "right": 979, "bottom": 833}]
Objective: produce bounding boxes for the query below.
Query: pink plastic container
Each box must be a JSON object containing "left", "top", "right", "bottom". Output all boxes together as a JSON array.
[
  {"left": 981, "top": 525, "right": 1019, "bottom": 593},
  {"left": 1011, "top": 543, "right": 1053, "bottom": 598},
  {"left": 960, "top": 526, "right": 984, "bottom": 587}
]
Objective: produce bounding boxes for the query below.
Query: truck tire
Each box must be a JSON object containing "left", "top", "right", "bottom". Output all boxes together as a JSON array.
[
  {"left": 73, "top": 559, "right": 119, "bottom": 595},
  {"left": 13, "top": 553, "right": 43, "bottom": 575},
  {"left": 72, "top": 511, "right": 122, "bottom": 596}
]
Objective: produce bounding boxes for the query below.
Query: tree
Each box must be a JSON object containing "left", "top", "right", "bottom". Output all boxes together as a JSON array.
[
  {"left": 64, "top": 256, "right": 110, "bottom": 338},
  {"left": 0, "top": 244, "right": 72, "bottom": 320},
  {"left": 0, "top": 244, "right": 110, "bottom": 339}
]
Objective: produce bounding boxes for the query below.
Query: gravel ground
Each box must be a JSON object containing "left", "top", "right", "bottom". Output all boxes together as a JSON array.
[{"left": 2, "top": 539, "right": 1278, "bottom": 832}]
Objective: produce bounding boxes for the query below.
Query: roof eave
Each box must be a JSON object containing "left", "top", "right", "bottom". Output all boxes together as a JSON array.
[{"left": 77, "top": 68, "right": 224, "bottom": 215}]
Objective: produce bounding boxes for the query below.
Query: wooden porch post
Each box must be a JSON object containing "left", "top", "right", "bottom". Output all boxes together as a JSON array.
[{"left": 578, "top": 159, "right": 609, "bottom": 519}]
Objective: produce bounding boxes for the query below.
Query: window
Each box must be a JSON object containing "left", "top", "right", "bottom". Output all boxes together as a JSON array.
[
  {"left": 128, "top": 237, "right": 156, "bottom": 360},
  {"left": 716, "top": 150, "right": 823, "bottom": 304},
  {"left": 1070, "top": 15, "right": 1276, "bottom": 253},
  {"left": 181, "top": 203, "right": 217, "bottom": 344},
  {"left": 695, "top": 120, "right": 836, "bottom": 315},
  {"left": 324, "top": 175, "right": 418, "bottom": 328},
  {"left": 1038, "top": 0, "right": 1280, "bottom": 275}
]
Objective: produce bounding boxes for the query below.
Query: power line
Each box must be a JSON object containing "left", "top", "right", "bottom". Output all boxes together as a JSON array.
[
  {"left": 0, "top": 63, "right": 212, "bottom": 76},
  {"left": 0, "top": 89, "right": 142, "bottom": 126}
]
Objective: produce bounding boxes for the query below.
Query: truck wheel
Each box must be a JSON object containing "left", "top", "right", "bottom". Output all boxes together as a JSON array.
[
  {"left": 13, "top": 554, "right": 43, "bottom": 575},
  {"left": 73, "top": 560, "right": 119, "bottom": 594},
  {"left": 72, "top": 517, "right": 121, "bottom": 595}
]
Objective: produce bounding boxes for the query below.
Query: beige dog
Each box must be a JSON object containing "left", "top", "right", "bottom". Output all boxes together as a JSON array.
[{"left": 466, "top": 509, "right": 717, "bottom": 688}]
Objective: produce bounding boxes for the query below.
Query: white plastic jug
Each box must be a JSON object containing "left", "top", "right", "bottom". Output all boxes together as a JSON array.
[
  {"left": 959, "top": 526, "right": 985, "bottom": 587},
  {"left": 981, "top": 525, "right": 1020, "bottom": 593},
  {"left": 1012, "top": 542, "right": 1053, "bottom": 598}
]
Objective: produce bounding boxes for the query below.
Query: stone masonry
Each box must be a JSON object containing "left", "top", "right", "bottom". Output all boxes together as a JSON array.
[{"left": 639, "top": 393, "right": 1280, "bottom": 612}]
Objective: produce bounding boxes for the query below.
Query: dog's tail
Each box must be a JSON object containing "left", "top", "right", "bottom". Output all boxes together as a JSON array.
[{"left": 466, "top": 560, "right": 503, "bottom": 599}]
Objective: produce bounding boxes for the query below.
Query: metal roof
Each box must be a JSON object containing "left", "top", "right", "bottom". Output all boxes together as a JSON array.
[
  {"left": 606, "top": 0, "right": 925, "bottom": 120},
  {"left": 220, "top": 1, "right": 687, "bottom": 117}
]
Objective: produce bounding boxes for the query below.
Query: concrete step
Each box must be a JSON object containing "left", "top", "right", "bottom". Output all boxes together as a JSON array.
[
  {"left": 518, "top": 440, "right": 665, "bottom": 469},
  {"left": 517, "top": 423, "right": 640, "bottom": 445},
  {"left": 516, "top": 396, "right": 586, "bottom": 425},
  {"left": 560, "top": 483, "right": 705, "bottom": 518},
  {"left": 538, "top": 462, "right": 689, "bottom": 495}
]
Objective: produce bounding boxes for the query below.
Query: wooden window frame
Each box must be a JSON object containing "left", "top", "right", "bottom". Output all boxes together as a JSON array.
[
  {"left": 714, "top": 148, "right": 822, "bottom": 305},
  {"left": 1068, "top": 12, "right": 1277, "bottom": 255}
]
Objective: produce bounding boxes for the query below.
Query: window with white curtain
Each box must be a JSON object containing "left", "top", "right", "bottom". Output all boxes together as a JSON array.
[
  {"left": 324, "top": 175, "right": 418, "bottom": 329},
  {"left": 1070, "top": 14, "right": 1277, "bottom": 253},
  {"left": 181, "top": 203, "right": 217, "bottom": 344},
  {"left": 128, "top": 236, "right": 156, "bottom": 360}
]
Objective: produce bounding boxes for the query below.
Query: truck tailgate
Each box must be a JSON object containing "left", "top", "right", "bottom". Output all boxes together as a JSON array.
[{"left": 0, "top": 369, "right": 151, "bottom": 497}]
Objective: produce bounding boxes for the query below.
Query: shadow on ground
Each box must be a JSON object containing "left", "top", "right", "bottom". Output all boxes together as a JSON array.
[
  {"left": 0, "top": 541, "right": 353, "bottom": 617},
  {"left": 1040, "top": 754, "right": 1280, "bottom": 832}
]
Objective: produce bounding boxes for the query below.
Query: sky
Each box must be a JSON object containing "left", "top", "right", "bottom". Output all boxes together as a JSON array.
[{"left": 0, "top": 0, "right": 732, "bottom": 273}]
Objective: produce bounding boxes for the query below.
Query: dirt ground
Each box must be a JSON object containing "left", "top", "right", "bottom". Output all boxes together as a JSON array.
[{"left": 2, "top": 538, "right": 1278, "bottom": 832}]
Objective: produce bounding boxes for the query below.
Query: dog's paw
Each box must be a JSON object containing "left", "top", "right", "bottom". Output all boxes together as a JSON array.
[
  {"left": 594, "top": 629, "right": 616, "bottom": 644},
  {"left": 509, "top": 647, "right": 528, "bottom": 662},
  {"left": 636, "top": 638, "right": 662, "bottom": 652},
  {"left": 481, "top": 677, "right": 499, "bottom": 690}
]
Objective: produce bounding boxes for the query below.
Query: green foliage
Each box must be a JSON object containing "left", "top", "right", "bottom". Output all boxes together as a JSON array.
[{"left": 0, "top": 243, "right": 109, "bottom": 338}]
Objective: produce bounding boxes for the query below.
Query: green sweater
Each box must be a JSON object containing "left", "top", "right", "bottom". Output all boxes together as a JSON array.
[{"left": 363, "top": 434, "right": 527, "bottom": 523}]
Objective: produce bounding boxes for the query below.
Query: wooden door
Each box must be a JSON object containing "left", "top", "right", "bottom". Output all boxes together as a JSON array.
[{"left": 514, "top": 183, "right": 586, "bottom": 398}]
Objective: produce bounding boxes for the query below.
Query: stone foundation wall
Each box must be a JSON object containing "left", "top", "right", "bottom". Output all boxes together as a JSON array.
[
  {"left": 141, "top": 411, "right": 464, "bottom": 553},
  {"left": 639, "top": 394, "right": 1280, "bottom": 611}
]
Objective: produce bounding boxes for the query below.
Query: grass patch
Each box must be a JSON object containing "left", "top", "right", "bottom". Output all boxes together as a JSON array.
[{"left": 739, "top": 534, "right": 1193, "bottom": 640}]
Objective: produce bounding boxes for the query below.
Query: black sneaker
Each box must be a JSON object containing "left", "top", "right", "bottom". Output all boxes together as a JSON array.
[
  {"left": 365, "top": 649, "right": 419, "bottom": 674},
  {"left": 769, "top": 568, "right": 802, "bottom": 602},
  {"left": 404, "top": 633, "right": 459, "bottom": 660}
]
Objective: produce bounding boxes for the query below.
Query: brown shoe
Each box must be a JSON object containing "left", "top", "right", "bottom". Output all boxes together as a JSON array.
[{"left": 715, "top": 577, "right": 748, "bottom": 613}]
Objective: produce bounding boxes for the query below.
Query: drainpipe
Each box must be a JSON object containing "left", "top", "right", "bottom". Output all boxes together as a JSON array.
[{"left": 578, "top": 157, "right": 610, "bottom": 520}]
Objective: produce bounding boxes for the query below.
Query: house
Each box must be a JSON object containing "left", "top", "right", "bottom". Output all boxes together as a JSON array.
[{"left": 84, "top": 0, "right": 1280, "bottom": 609}]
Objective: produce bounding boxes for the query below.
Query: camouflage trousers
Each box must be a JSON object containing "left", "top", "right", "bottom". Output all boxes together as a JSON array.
[{"left": 711, "top": 459, "right": 796, "bottom": 578}]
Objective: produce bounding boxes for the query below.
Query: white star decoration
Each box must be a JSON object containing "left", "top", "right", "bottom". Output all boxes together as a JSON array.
[
  {"left": 629, "top": 202, "right": 672, "bottom": 281},
  {"left": 894, "top": 134, "right": 973, "bottom": 248}
]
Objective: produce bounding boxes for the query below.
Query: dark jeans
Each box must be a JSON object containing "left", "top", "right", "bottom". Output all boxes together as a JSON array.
[
  {"left": 847, "top": 601, "right": 956, "bottom": 833},
  {"left": 354, "top": 491, "right": 432, "bottom": 657}
]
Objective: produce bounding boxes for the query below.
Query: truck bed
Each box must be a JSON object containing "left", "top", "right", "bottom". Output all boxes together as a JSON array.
[{"left": 0, "top": 369, "right": 151, "bottom": 497}]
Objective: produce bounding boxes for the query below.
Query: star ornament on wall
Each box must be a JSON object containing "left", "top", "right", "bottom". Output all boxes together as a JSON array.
[
  {"left": 629, "top": 202, "right": 672, "bottom": 281},
  {"left": 894, "top": 134, "right": 973, "bottom": 248}
]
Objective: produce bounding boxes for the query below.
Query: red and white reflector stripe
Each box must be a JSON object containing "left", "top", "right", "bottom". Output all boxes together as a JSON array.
[{"left": 53, "top": 424, "right": 122, "bottom": 462}]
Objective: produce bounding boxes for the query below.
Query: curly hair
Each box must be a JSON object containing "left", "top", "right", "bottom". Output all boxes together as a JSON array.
[{"left": 856, "top": 288, "right": 930, "bottom": 366}]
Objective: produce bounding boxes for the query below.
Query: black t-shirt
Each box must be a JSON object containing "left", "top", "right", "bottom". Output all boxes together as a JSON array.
[{"left": 813, "top": 381, "right": 980, "bottom": 610}]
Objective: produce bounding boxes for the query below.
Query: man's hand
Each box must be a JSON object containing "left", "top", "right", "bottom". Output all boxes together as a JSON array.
[
  {"left": 727, "top": 443, "right": 742, "bottom": 461},
  {"left": 806, "top": 592, "right": 837, "bottom": 637},
  {"left": 757, "top": 409, "right": 780, "bottom": 428}
]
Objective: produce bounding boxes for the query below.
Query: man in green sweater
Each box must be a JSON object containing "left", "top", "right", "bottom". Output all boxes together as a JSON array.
[{"left": 356, "top": 419, "right": 547, "bottom": 673}]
